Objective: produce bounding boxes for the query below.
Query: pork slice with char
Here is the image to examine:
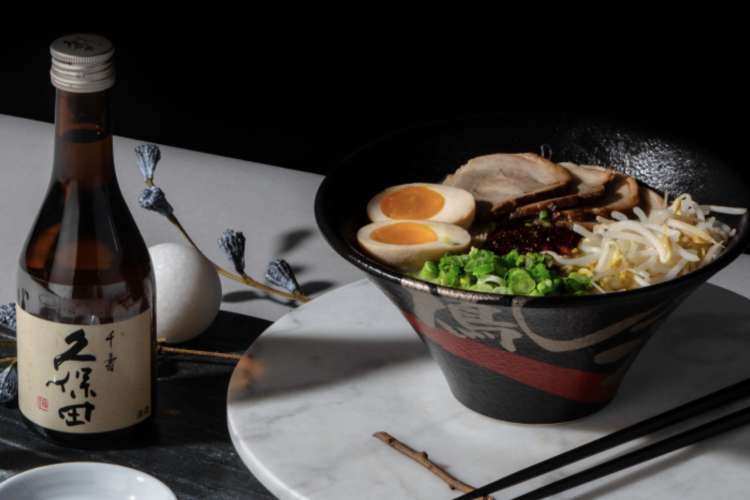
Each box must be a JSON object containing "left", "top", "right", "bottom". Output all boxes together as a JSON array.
[
  {"left": 443, "top": 153, "right": 572, "bottom": 217},
  {"left": 557, "top": 171, "right": 640, "bottom": 221},
  {"left": 637, "top": 186, "right": 667, "bottom": 214},
  {"left": 511, "top": 162, "right": 615, "bottom": 218},
  {"left": 560, "top": 163, "right": 616, "bottom": 197}
]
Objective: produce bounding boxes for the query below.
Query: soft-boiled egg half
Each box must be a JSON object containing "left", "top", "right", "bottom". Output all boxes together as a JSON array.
[
  {"left": 367, "top": 183, "right": 476, "bottom": 229},
  {"left": 357, "top": 220, "right": 471, "bottom": 271}
]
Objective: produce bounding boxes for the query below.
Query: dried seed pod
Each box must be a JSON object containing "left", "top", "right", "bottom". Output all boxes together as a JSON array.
[
  {"left": 0, "top": 363, "right": 17, "bottom": 404},
  {"left": 139, "top": 186, "right": 174, "bottom": 217},
  {"left": 0, "top": 303, "right": 16, "bottom": 333},
  {"left": 135, "top": 143, "right": 161, "bottom": 183},
  {"left": 265, "top": 258, "right": 301, "bottom": 294},
  {"left": 218, "top": 229, "right": 246, "bottom": 275}
]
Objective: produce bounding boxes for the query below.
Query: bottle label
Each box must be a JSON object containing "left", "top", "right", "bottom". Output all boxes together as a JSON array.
[{"left": 16, "top": 306, "right": 153, "bottom": 434}]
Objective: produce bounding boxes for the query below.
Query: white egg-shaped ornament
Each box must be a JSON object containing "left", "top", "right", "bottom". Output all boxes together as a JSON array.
[{"left": 149, "top": 243, "right": 222, "bottom": 344}]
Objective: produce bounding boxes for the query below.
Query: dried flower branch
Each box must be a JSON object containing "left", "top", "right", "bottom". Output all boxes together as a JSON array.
[
  {"left": 218, "top": 230, "right": 308, "bottom": 303},
  {"left": 157, "top": 344, "right": 242, "bottom": 361},
  {"left": 1, "top": 334, "right": 240, "bottom": 363},
  {"left": 0, "top": 362, "right": 17, "bottom": 404},
  {"left": 0, "top": 303, "right": 16, "bottom": 332},
  {"left": 373, "top": 431, "right": 494, "bottom": 500},
  {"left": 135, "top": 143, "right": 161, "bottom": 186},
  {"left": 223, "top": 266, "right": 307, "bottom": 303},
  {"left": 138, "top": 186, "right": 174, "bottom": 217},
  {"left": 134, "top": 144, "right": 309, "bottom": 304},
  {"left": 266, "top": 259, "right": 302, "bottom": 295},
  {"left": 218, "top": 229, "right": 246, "bottom": 275}
]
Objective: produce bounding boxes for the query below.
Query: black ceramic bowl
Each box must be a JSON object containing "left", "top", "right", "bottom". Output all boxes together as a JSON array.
[{"left": 315, "top": 113, "right": 750, "bottom": 423}]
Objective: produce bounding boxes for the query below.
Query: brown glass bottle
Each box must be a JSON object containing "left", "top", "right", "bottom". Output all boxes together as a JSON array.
[{"left": 16, "top": 35, "right": 155, "bottom": 448}]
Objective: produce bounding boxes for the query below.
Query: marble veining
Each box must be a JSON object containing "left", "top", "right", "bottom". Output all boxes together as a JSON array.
[{"left": 227, "top": 259, "right": 750, "bottom": 500}]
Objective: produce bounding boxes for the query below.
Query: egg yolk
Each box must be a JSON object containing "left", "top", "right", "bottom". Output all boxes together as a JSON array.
[
  {"left": 371, "top": 222, "right": 438, "bottom": 245},
  {"left": 380, "top": 186, "right": 445, "bottom": 220}
]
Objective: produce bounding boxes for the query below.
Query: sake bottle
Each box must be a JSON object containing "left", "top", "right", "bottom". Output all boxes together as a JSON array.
[{"left": 16, "top": 34, "right": 155, "bottom": 447}]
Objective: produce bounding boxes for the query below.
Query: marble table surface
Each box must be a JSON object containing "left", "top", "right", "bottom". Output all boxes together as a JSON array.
[
  {"left": 0, "top": 114, "right": 363, "bottom": 499},
  {"left": 227, "top": 259, "right": 750, "bottom": 500}
]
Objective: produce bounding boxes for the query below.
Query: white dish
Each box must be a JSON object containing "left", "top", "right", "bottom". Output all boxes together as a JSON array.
[
  {"left": 0, "top": 462, "right": 176, "bottom": 500},
  {"left": 227, "top": 270, "right": 750, "bottom": 500}
]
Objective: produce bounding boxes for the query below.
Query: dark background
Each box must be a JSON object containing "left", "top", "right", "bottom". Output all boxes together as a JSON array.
[{"left": 0, "top": 12, "right": 746, "bottom": 178}]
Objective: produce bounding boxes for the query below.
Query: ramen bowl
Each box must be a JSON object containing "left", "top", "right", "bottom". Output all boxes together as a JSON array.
[{"left": 315, "top": 113, "right": 750, "bottom": 423}]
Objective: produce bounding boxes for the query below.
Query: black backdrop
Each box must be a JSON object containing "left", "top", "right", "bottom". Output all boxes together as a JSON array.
[{"left": 0, "top": 11, "right": 746, "bottom": 178}]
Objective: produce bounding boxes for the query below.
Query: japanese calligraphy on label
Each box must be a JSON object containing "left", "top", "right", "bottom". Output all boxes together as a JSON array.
[{"left": 16, "top": 306, "right": 152, "bottom": 433}]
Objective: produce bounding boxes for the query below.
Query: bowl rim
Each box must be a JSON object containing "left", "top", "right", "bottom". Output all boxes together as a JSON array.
[
  {"left": 315, "top": 121, "right": 750, "bottom": 307},
  {"left": 0, "top": 462, "right": 177, "bottom": 499}
]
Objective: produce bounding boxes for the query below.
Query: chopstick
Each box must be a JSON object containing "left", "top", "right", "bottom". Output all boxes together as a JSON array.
[
  {"left": 455, "top": 378, "right": 750, "bottom": 500},
  {"left": 509, "top": 405, "right": 750, "bottom": 500}
]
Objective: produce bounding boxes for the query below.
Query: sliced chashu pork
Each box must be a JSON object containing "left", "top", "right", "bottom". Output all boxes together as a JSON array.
[
  {"left": 511, "top": 162, "right": 615, "bottom": 218},
  {"left": 638, "top": 186, "right": 667, "bottom": 214},
  {"left": 558, "top": 170, "right": 640, "bottom": 221},
  {"left": 443, "top": 153, "right": 572, "bottom": 217}
]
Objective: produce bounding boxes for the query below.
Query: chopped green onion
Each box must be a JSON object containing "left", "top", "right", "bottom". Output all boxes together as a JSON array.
[
  {"left": 507, "top": 268, "right": 536, "bottom": 295},
  {"left": 419, "top": 261, "right": 439, "bottom": 280},
  {"left": 410, "top": 247, "right": 592, "bottom": 297}
]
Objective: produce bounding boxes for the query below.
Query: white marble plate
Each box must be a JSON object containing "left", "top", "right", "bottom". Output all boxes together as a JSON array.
[{"left": 227, "top": 271, "right": 750, "bottom": 500}]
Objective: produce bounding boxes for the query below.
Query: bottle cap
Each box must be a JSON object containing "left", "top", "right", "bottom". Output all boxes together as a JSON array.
[{"left": 50, "top": 34, "right": 115, "bottom": 93}]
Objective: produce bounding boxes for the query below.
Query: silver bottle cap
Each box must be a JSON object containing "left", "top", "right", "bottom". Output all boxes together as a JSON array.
[{"left": 50, "top": 34, "right": 115, "bottom": 93}]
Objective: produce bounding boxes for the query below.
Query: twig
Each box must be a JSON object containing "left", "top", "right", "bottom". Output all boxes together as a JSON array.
[
  {"left": 0, "top": 356, "right": 16, "bottom": 365},
  {"left": 167, "top": 213, "right": 309, "bottom": 303},
  {"left": 373, "top": 431, "right": 494, "bottom": 500},
  {"left": 157, "top": 343, "right": 242, "bottom": 361},
  {"left": 0, "top": 340, "right": 15, "bottom": 348},
  {"left": 3, "top": 337, "right": 241, "bottom": 363}
]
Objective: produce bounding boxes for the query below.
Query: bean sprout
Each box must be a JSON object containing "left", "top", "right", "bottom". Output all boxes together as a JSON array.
[{"left": 546, "top": 194, "right": 745, "bottom": 292}]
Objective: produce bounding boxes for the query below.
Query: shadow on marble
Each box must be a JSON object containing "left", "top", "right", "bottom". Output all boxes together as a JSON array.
[
  {"left": 567, "top": 429, "right": 750, "bottom": 500},
  {"left": 223, "top": 280, "right": 750, "bottom": 499},
  {"left": 559, "top": 283, "right": 750, "bottom": 440},
  {"left": 157, "top": 308, "right": 265, "bottom": 377},
  {"left": 189, "top": 309, "right": 272, "bottom": 353},
  {"left": 155, "top": 372, "right": 236, "bottom": 443},
  {"left": 289, "top": 263, "right": 309, "bottom": 275},
  {"left": 0, "top": 448, "right": 60, "bottom": 474},
  {"left": 430, "top": 283, "right": 750, "bottom": 499},
  {"left": 299, "top": 280, "right": 335, "bottom": 296},
  {"left": 222, "top": 290, "right": 266, "bottom": 303},
  {"left": 274, "top": 227, "right": 315, "bottom": 255},
  {"left": 222, "top": 289, "right": 279, "bottom": 303},
  {"left": 223, "top": 280, "right": 335, "bottom": 303},
  {"left": 232, "top": 335, "right": 430, "bottom": 401},
  {"left": 222, "top": 289, "right": 312, "bottom": 308}
]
